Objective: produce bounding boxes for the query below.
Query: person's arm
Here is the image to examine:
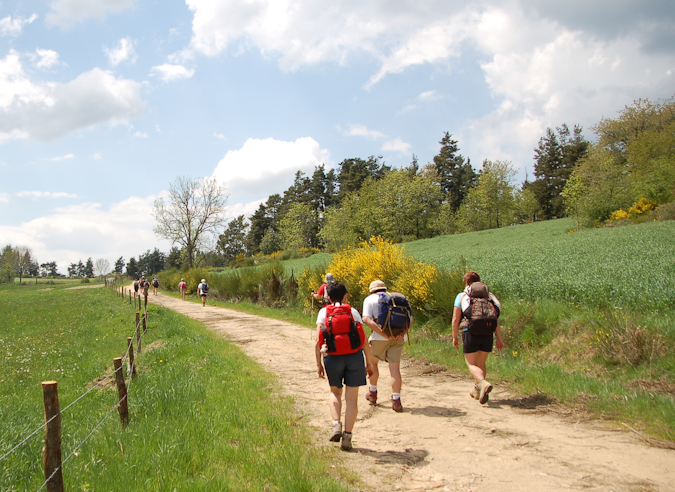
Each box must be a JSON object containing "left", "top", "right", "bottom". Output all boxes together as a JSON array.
[
  {"left": 315, "top": 324, "right": 325, "bottom": 378},
  {"left": 363, "top": 316, "right": 391, "bottom": 340},
  {"left": 362, "top": 338, "right": 375, "bottom": 377},
  {"left": 452, "top": 306, "right": 462, "bottom": 349},
  {"left": 495, "top": 322, "right": 504, "bottom": 351}
]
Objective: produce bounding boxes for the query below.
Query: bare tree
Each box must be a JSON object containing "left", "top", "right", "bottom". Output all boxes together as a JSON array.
[
  {"left": 94, "top": 258, "right": 110, "bottom": 279},
  {"left": 152, "top": 176, "right": 228, "bottom": 268}
]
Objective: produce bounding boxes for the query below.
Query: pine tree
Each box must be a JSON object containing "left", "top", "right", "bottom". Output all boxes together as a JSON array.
[{"left": 432, "top": 132, "right": 477, "bottom": 210}]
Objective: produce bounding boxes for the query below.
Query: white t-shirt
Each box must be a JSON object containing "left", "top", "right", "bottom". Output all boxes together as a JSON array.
[
  {"left": 362, "top": 292, "right": 389, "bottom": 341},
  {"left": 316, "top": 304, "right": 363, "bottom": 326}
]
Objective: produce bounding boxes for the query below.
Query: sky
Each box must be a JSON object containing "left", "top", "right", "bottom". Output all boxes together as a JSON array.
[{"left": 1, "top": 0, "right": 674, "bottom": 273}]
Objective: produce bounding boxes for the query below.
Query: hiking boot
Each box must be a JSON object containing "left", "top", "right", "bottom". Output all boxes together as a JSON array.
[
  {"left": 341, "top": 432, "right": 352, "bottom": 451},
  {"left": 470, "top": 385, "right": 480, "bottom": 400},
  {"left": 365, "top": 390, "right": 377, "bottom": 405},
  {"left": 391, "top": 397, "right": 403, "bottom": 412},
  {"left": 479, "top": 380, "right": 493, "bottom": 405},
  {"left": 329, "top": 421, "right": 342, "bottom": 442}
]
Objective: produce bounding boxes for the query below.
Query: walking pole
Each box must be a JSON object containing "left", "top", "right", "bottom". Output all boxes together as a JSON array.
[{"left": 310, "top": 290, "right": 314, "bottom": 340}]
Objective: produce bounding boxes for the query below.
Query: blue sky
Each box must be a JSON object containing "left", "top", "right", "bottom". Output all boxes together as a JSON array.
[{"left": 1, "top": 0, "right": 674, "bottom": 272}]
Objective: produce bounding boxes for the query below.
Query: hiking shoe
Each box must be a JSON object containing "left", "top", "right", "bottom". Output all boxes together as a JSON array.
[
  {"left": 470, "top": 385, "right": 480, "bottom": 400},
  {"left": 392, "top": 397, "right": 403, "bottom": 412},
  {"left": 365, "top": 390, "right": 377, "bottom": 405},
  {"left": 479, "top": 380, "right": 493, "bottom": 405},
  {"left": 329, "top": 421, "right": 342, "bottom": 442},
  {"left": 341, "top": 432, "right": 352, "bottom": 451}
]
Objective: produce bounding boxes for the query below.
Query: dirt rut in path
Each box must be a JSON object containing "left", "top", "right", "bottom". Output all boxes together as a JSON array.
[{"left": 145, "top": 292, "right": 674, "bottom": 492}]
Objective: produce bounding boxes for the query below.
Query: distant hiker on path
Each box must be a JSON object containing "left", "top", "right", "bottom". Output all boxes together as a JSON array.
[
  {"left": 312, "top": 273, "right": 334, "bottom": 306},
  {"left": 133, "top": 278, "right": 140, "bottom": 296},
  {"left": 362, "top": 280, "right": 413, "bottom": 412},
  {"left": 140, "top": 276, "right": 150, "bottom": 297},
  {"left": 152, "top": 276, "right": 159, "bottom": 296},
  {"left": 452, "top": 271, "right": 504, "bottom": 404},
  {"left": 179, "top": 278, "right": 187, "bottom": 300},
  {"left": 198, "top": 279, "right": 209, "bottom": 306},
  {"left": 316, "top": 281, "right": 373, "bottom": 451}
]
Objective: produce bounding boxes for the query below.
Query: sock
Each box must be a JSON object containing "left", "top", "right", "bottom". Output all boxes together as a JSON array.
[
  {"left": 392, "top": 392, "right": 401, "bottom": 400},
  {"left": 369, "top": 385, "right": 377, "bottom": 393},
  {"left": 333, "top": 420, "right": 341, "bottom": 425}
]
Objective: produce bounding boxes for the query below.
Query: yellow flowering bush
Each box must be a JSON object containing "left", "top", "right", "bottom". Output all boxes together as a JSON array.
[
  {"left": 609, "top": 198, "right": 657, "bottom": 222},
  {"left": 326, "top": 236, "right": 438, "bottom": 309}
]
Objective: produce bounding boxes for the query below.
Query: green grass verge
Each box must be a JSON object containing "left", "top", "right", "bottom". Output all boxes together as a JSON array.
[{"left": 0, "top": 284, "right": 352, "bottom": 491}]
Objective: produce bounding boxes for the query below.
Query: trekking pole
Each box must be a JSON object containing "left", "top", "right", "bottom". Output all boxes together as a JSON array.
[{"left": 310, "top": 291, "right": 314, "bottom": 340}]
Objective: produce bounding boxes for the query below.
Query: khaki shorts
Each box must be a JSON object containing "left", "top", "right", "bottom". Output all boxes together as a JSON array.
[{"left": 370, "top": 339, "right": 405, "bottom": 363}]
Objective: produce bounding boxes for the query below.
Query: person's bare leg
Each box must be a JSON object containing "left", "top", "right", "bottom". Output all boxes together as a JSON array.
[
  {"left": 464, "top": 351, "right": 489, "bottom": 384},
  {"left": 329, "top": 386, "right": 343, "bottom": 421},
  {"left": 343, "top": 386, "right": 359, "bottom": 432},
  {"left": 389, "top": 362, "right": 402, "bottom": 394}
]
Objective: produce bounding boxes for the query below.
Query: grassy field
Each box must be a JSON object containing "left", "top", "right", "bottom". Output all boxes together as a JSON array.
[
  {"left": 405, "top": 218, "right": 675, "bottom": 311},
  {"left": 0, "top": 283, "right": 351, "bottom": 491}
]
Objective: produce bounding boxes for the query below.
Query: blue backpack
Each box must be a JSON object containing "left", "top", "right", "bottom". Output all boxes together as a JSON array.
[{"left": 376, "top": 292, "right": 412, "bottom": 338}]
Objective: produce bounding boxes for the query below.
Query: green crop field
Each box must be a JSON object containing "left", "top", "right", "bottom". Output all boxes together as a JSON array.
[
  {"left": 404, "top": 218, "right": 675, "bottom": 310},
  {"left": 0, "top": 284, "right": 350, "bottom": 491}
]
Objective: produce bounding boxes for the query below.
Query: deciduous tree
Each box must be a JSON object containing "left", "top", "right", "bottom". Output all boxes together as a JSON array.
[{"left": 152, "top": 176, "right": 228, "bottom": 268}]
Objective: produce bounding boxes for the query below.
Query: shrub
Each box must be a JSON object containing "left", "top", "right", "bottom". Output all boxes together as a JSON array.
[
  {"left": 657, "top": 201, "right": 675, "bottom": 221},
  {"left": 596, "top": 311, "right": 667, "bottom": 367},
  {"left": 297, "top": 262, "right": 330, "bottom": 310},
  {"left": 326, "top": 236, "right": 437, "bottom": 311}
]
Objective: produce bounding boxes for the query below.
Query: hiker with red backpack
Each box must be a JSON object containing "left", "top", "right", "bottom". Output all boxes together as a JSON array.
[
  {"left": 452, "top": 271, "right": 504, "bottom": 404},
  {"left": 312, "top": 273, "right": 334, "bottom": 306},
  {"left": 179, "top": 278, "right": 187, "bottom": 300},
  {"left": 362, "top": 280, "right": 413, "bottom": 413},
  {"left": 315, "top": 282, "right": 374, "bottom": 451}
]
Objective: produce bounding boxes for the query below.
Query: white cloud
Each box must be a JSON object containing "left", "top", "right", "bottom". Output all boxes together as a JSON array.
[
  {"left": 213, "top": 132, "right": 227, "bottom": 140},
  {"left": 93, "top": 152, "right": 102, "bottom": 160},
  {"left": 381, "top": 137, "right": 412, "bottom": 154},
  {"left": 0, "top": 51, "right": 144, "bottom": 143},
  {"left": 16, "top": 191, "right": 77, "bottom": 199},
  {"left": 212, "top": 137, "right": 331, "bottom": 199},
  {"left": 0, "top": 14, "right": 37, "bottom": 36},
  {"left": 47, "top": 0, "right": 136, "bottom": 28},
  {"left": 44, "top": 153, "right": 75, "bottom": 161},
  {"left": 339, "top": 123, "right": 388, "bottom": 140},
  {"left": 150, "top": 64, "right": 195, "bottom": 82},
  {"left": 0, "top": 195, "right": 171, "bottom": 272},
  {"left": 182, "top": 1, "right": 675, "bottom": 169},
  {"left": 0, "top": 193, "right": 10, "bottom": 203},
  {"left": 104, "top": 37, "right": 137, "bottom": 66},
  {"left": 133, "top": 131, "right": 149, "bottom": 138},
  {"left": 418, "top": 90, "right": 441, "bottom": 101},
  {"left": 33, "top": 49, "right": 60, "bottom": 69}
]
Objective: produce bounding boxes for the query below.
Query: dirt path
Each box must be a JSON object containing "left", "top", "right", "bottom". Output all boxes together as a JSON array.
[{"left": 144, "top": 292, "right": 673, "bottom": 491}]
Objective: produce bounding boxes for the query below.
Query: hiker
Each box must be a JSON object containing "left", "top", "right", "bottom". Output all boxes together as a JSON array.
[
  {"left": 452, "top": 271, "right": 504, "bottom": 404},
  {"left": 141, "top": 276, "right": 149, "bottom": 297},
  {"left": 152, "top": 276, "right": 159, "bottom": 295},
  {"left": 312, "top": 273, "right": 334, "bottom": 306},
  {"left": 316, "top": 281, "right": 374, "bottom": 451},
  {"left": 362, "top": 280, "right": 413, "bottom": 412},
  {"left": 133, "top": 278, "right": 140, "bottom": 297},
  {"left": 179, "top": 278, "right": 187, "bottom": 300},
  {"left": 197, "top": 278, "right": 209, "bottom": 306}
]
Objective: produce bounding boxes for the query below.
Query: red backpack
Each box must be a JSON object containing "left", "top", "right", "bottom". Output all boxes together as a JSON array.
[{"left": 319, "top": 304, "right": 366, "bottom": 356}]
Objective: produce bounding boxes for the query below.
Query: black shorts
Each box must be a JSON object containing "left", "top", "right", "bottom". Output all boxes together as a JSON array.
[
  {"left": 462, "top": 330, "right": 493, "bottom": 354},
  {"left": 323, "top": 350, "right": 367, "bottom": 389}
]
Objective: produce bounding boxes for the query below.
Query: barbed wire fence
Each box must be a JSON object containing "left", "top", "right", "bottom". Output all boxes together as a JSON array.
[{"left": 0, "top": 279, "right": 151, "bottom": 492}]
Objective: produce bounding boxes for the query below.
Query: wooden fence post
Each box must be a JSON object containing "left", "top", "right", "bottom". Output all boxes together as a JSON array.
[
  {"left": 127, "top": 337, "right": 136, "bottom": 376},
  {"left": 135, "top": 313, "right": 142, "bottom": 353},
  {"left": 142, "top": 313, "right": 147, "bottom": 333},
  {"left": 129, "top": 290, "right": 131, "bottom": 305},
  {"left": 42, "top": 381, "right": 64, "bottom": 492},
  {"left": 144, "top": 294, "right": 148, "bottom": 310},
  {"left": 113, "top": 358, "right": 129, "bottom": 427}
]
